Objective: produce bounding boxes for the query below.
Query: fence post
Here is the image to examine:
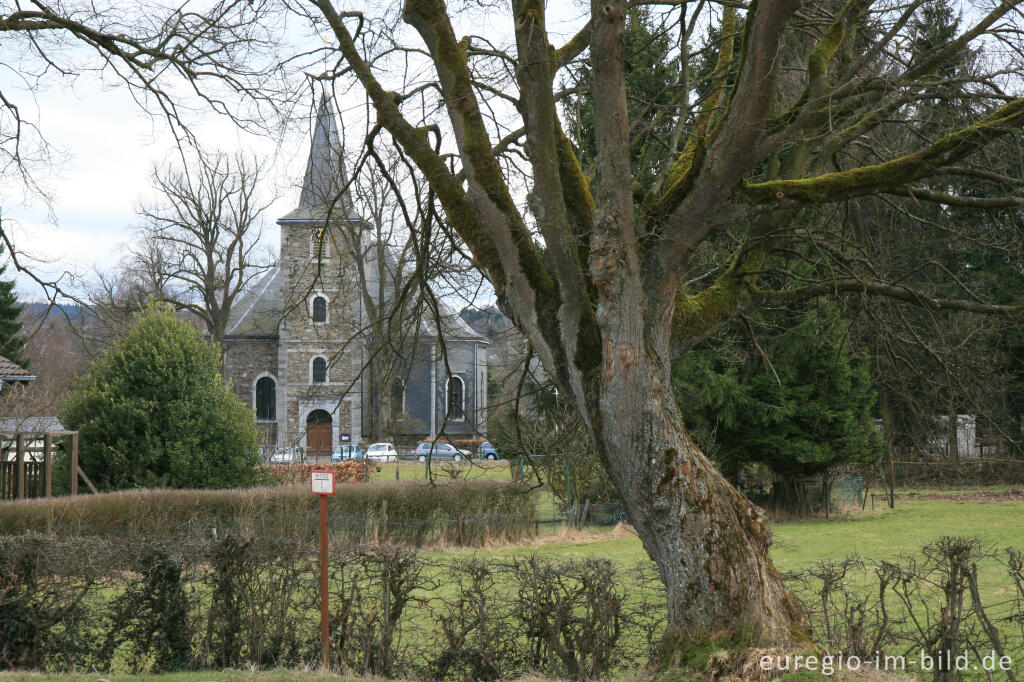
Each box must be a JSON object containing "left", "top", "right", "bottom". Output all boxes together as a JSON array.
[
  {"left": 564, "top": 455, "right": 572, "bottom": 511},
  {"left": 16, "top": 434, "right": 25, "bottom": 500},
  {"left": 888, "top": 451, "right": 895, "bottom": 509},
  {"left": 70, "top": 432, "right": 79, "bottom": 496},
  {"left": 43, "top": 434, "right": 52, "bottom": 498}
]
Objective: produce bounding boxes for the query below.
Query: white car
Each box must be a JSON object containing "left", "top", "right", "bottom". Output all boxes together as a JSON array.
[
  {"left": 365, "top": 442, "right": 398, "bottom": 462},
  {"left": 269, "top": 448, "right": 295, "bottom": 463}
]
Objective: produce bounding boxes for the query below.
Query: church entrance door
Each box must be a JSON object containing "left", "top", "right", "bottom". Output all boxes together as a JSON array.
[{"left": 306, "top": 409, "right": 332, "bottom": 459}]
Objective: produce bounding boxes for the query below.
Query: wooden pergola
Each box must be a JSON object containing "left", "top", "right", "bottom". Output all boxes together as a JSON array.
[{"left": 0, "top": 430, "right": 89, "bottom": 500}]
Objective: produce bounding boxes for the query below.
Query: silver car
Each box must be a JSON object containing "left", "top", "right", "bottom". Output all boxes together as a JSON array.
[{"left": 413, "top": 441, "right": 470, "bottom": 462}]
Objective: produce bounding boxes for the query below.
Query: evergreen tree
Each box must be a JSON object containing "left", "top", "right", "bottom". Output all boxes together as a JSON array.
[
  {"left": 562, "top": 7, "right": 680, "bottom": 187},
  {"left": 61, "top": 303, "right": 260, "bottom": 490},
  {"left": 673, "top": 305, "right": 882, "bottom": 492},
  {"left": 0, "top": 244, "right": 25, "bottom": 365}
]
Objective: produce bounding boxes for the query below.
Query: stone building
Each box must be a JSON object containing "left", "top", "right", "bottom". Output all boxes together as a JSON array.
[{"left": 222, "top": 97, "right": 488, "bottom": 456}]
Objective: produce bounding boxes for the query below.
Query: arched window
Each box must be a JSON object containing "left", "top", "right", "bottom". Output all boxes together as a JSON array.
[
  {"left": 255, "top": 376, "right": 276, "bottom": 421},
  {"left": 312, "top": 356, "right": 328, "bottom": 383},
  {"left": 312, "top": 295, "right": 327, "bottom": 323},
  {"left": 446, "top": 376, "right": 465, "bottom": 420}
]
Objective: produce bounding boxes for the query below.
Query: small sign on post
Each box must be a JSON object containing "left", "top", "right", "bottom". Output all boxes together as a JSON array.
[
  {"left": 311, "top": 470, "right": 335, "bottom": 669},
  {"left": 311, "top": 470, "right": 335, "bottom": 495}
]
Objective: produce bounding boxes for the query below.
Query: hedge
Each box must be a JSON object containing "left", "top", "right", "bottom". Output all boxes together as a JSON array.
[
  {"left": 0, "top": 480, "right": 536, "bottom": 547},
  {"left": 0, "top": 535, "right": 666, "bottom": 678}
]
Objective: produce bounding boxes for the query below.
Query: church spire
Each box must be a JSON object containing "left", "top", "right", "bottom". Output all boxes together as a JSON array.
[{"left": 298, "top": 94, "right": 351, "bottom": 211}]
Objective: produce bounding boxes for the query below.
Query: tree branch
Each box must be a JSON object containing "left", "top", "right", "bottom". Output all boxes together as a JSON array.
[
  {"left": 743, "top": 98, "right": 1024, "bottom": 205},
  {"left": 757, "top": 279, "right": 1024, "bottom": 315}
]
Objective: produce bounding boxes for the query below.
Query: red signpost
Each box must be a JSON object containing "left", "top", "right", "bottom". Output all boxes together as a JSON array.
[{"left": 311, "top": 470, "right": 335, "bottom": 669}]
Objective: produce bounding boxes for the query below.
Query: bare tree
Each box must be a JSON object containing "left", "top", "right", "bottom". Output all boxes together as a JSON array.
[
  {"left": 0, "top": 0, "right": 282, "bottom": 312},
  {"left": 291, "top": 0, "right": 1024, "bottom": 649},
  {"left": 134, "top": 150, "right": 272, "bottom": 346}
]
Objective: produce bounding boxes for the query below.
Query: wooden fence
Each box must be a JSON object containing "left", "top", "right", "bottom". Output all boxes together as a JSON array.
[{"left": 0, "top": 431, "right": 80, "bottom": 501}]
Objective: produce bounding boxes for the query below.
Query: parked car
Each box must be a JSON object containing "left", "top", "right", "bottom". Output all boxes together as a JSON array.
[
  {"left": 365, "top": 442, "right": 398, "bottom": 462},
  {"left": 478, "top": 441, "right": 499, "bottom": 461},
  {"left": 269, "top": 448, "right": 295, "bottom": 463},
  {"left": 413, "top": 441, "right": 469, "bottom": 462},
  {"left": 332, "top": 444, "right": 363, "bottom": 461}
]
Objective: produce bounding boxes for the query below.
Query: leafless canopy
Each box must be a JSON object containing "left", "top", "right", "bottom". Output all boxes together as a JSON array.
[{"left": 134, "top": 150, "right": 273, "bottom": 345}]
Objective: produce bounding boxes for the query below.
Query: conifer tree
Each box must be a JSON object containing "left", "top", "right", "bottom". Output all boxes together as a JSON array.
[{"left": 0, "top": 244, "right": 25, "bottom": 365}]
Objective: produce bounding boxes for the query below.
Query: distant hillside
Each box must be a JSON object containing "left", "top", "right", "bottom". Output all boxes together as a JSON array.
[{"left": 20, "top": 302, "right": 90, "bottom": 324}]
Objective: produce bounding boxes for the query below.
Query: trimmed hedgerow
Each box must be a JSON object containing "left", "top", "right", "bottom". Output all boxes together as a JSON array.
[
  {"left": 0, "top": 480, "right": 535, "bottom": 547},
  {"left": 263, "top": 461, "right": 368, "bottom": 486},
  {"left": 0, "top": 535, "right": 667, "bottom": 677}
]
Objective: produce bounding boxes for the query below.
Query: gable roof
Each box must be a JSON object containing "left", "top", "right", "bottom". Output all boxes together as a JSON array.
[
  {"left": 0, "top": 355, "right": 34, "bottom": 381},
  {"left": 223, "top": 267, "right": 284, "bottom": 338},
  {"left": 364, "top": 241, "right": 485, "bottom": 343},
  {"left": 0, "top": 416, "right": 64, "bottom": 433}
]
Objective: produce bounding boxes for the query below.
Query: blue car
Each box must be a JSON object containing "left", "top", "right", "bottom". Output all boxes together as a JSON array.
[
  {"left": 478, "top": 441, "right": 499, "bottom": 461},
  {"left": 332, "top": 444, "right": 363, "bottom": 461}
]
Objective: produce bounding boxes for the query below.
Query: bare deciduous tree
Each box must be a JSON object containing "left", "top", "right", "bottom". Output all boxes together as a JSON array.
[
  {"left": 300, "top": 0, "right": 1024, "bottom": 647},
  {"left": 135, "top": 150, "right": 272, "bottom": 346}
]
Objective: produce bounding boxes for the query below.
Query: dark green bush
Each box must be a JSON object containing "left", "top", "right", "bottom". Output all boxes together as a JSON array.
[{"left": 61, "top": 303, "right": 261, "bottom": 491}]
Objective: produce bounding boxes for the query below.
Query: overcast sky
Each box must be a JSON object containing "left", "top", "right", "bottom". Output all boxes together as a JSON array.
[
  {"left": 1, "top": 78, "right": 314, "bottom": 301},
  {"left": 0, "top": 1, "right": 590, "bottom": 303}
]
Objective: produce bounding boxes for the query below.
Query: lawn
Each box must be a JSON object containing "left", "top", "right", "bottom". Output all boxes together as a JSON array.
[
  {"left": 0, "top": 673, "right": 381, "bottom": 682},
  {"left": 426, "top": 493, "right": 1024, "bottom": 572}
]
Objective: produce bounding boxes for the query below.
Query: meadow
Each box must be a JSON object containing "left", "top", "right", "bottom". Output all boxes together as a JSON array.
[{"left": 3, "top": 467, "right": 1024, "bottom": 681}]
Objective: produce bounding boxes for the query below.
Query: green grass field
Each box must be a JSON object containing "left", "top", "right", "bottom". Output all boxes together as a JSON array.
[
  {"left": 0, "top": 673, "right": 371, "bottom": 682},
  {"left": 423, "top": 489, "right": 1024, "bottom": 572},
  {"left": 5, "top": 486, "right": 1024, "bottom": 681}
]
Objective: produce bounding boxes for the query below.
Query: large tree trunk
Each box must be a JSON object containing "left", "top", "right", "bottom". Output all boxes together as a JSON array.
[
  {"left": 578, "top": 263, "right": 807, "bottom": 648},
  {"left": 589, "top": 344, "right": 806, "bottom": 647}
]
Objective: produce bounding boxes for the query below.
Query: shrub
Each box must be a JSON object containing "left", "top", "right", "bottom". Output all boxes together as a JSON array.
[
  {"left": 493, "top": 405, "right": 617, "bottom": 508},
  {"left": 0, "top": 534, "right": 666, "bottom": 678},
  {"left": 264, "top": 461, "right": 368, "bottom": 486},
  {"left": 0, "top": 480, "right": 536, "bottom": 547},
  {"left": 60, "top": 303, "right": 261, "bottom": 491}
]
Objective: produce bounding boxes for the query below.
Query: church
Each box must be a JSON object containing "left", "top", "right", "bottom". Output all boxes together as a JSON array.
[{"left": 221, "top": 97, "right": 488, "bottom": 457}]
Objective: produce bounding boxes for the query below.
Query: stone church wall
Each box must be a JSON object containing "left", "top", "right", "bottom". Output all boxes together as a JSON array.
[{"left": 223, "top": 338, "right": 279, "bottom": 408}]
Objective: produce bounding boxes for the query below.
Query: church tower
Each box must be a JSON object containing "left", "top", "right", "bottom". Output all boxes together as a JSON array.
[
  {"left": 222, "top": 94, "right": 490, "bottom": 455},
  {"left": 275, "top": 95, "right": 364, "bottom": 455}
]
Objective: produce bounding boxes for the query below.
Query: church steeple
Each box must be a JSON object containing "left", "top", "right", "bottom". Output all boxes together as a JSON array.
[{"left": 298, "top": 95, "right": 352, "bottom": 211}]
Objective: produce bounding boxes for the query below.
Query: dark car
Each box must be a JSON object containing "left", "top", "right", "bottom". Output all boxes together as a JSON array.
[
  {"left": 412, "top": 441, "right": 469, "bottom": 462},
  {"left": 478, "top": 441, "right": 499, "bottom": 460}
]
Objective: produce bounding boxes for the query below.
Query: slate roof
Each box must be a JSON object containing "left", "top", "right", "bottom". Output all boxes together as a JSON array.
[
  {"left": 0, "top": 416, "right": 65, "bottom": 433},
  {"left": 223, "top": 267, "right": 284, "bottom": 338},
  {"left": 287, "top": 95, "right": 358, "bottom": 219},
  {"left": 422, "top": 300, "right": 487, "bottom": 341},
  {"left": 0, "top": 355, "right": 34, "bottom": 381}
]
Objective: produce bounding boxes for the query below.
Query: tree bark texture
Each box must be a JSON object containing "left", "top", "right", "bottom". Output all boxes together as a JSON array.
[{"left": 591, "top": 297, "right": 806, "bottom": 645}]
